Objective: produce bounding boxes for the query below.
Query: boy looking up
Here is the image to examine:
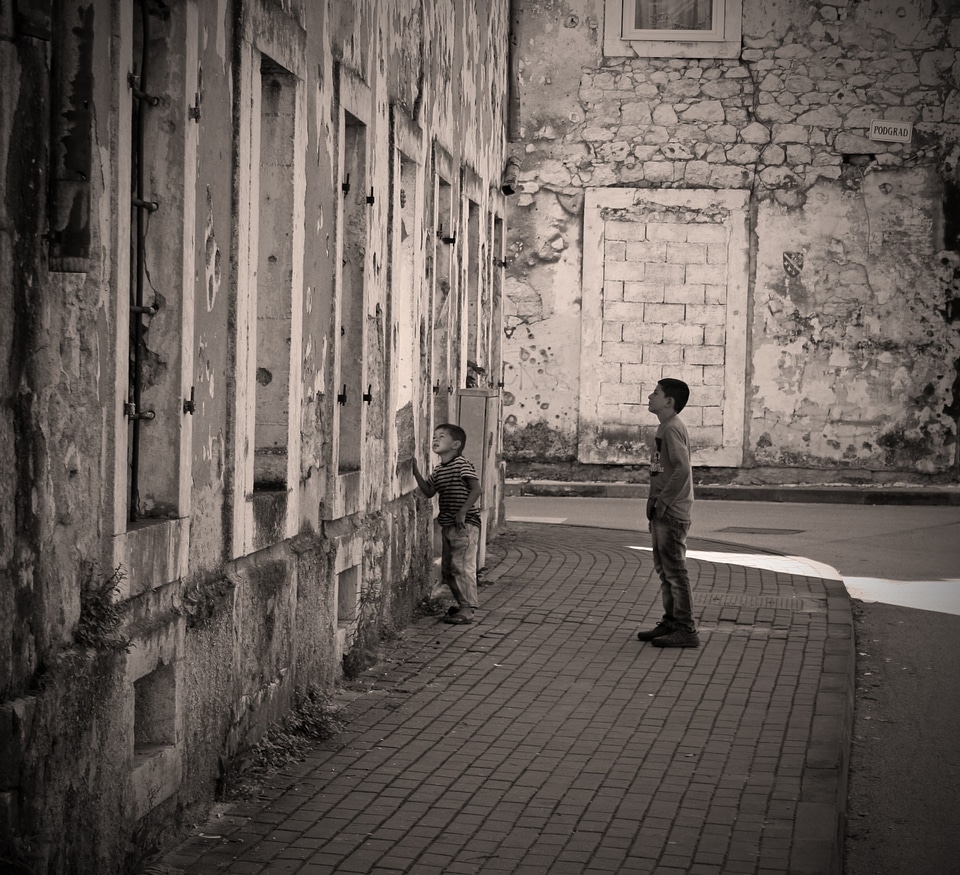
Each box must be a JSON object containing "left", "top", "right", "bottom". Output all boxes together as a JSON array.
[
  {"left": 637, "top": 378, "right": 700, "bottom": 648},
  {"left": 413, "top": 424, "right": 482, "bottom": 625}
]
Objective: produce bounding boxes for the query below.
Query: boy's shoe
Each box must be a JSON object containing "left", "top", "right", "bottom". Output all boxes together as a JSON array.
[
  {"left": 636, "top": 622, "right": 673, "bottom": 641},
  {"left": 443, "top": 613, "right": 473, "bottom": 625},
  {"left": 651, "top": 629, "right": 700, "bottom": 648}
]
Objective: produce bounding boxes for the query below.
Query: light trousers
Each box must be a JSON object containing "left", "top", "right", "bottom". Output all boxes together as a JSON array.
[{"left": 441, "top": 524, "right": 480, "bottom": 609}]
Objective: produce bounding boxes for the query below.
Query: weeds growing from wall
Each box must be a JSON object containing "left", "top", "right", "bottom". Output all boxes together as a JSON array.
[
  {"left": 77, "top": 565, "right": 131, "bottom": 652},
  {"left": 342, "top": 582, "right": 398, "bottom": 680},
  {"left": 218, "top": 687, "right": 343, "bottom": 800},
  {"left": 181, "top": 571, "right": 234, "bottom": 629}
]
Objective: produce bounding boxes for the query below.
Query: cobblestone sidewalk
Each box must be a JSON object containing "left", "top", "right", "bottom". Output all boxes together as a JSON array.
[{"left": 149, "top": 522, "right": 853, "bottom": 875}]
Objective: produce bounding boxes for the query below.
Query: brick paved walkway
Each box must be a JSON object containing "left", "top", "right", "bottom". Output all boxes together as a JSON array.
[{"left": 149, "top": 522, "right": 853, "bottom": 875}]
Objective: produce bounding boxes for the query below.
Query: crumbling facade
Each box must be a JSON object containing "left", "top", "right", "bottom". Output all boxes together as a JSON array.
[
  {"left": 0, "top": 1, "right": 508, "bottom": 871},
  {"left": 504, "top": 0, "right": 960, "bottom": 484}
]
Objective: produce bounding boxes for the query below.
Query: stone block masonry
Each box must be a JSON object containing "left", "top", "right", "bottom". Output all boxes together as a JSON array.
[
  {"left": 503, "top": 0, "right": 960, "bottom": 479},
  {"left": 0, "top": 1, "right": 510, "bottom": 872},
  {"left": 579, "top": 188, "right": 749, "bottom": 467}
]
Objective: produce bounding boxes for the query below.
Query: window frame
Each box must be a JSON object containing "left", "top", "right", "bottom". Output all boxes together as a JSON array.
[
  {"left": 622, "top": 0, "right": 725, "bottom": 42},
  {"left": 604, "top": 0, "right": 742, "bottom": 59},
  {"left": 108, "top": 0, "right": 198, "bottom": 601},
  {"left": 231, "top": 12, "right": 307, "bottom": 555}
]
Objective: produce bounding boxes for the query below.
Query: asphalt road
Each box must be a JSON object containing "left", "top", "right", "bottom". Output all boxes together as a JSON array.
[
  {"left": 505, "top": 497, "right": 960, "bottom": 875},
  {"left": 844, "top": 602, "right": 960, "bottom": 875}
]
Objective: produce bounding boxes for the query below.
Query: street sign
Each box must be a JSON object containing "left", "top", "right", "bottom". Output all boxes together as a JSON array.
[{"left": 869, "top": 120, "right": 913, "bottom": 143}]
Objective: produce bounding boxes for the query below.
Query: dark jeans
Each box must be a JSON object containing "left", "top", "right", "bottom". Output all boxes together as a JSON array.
[{"left": 650, "top": 513, "right": 695, "bottom": 632}]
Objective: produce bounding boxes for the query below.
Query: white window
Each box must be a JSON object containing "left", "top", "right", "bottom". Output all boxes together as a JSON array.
[
  {"left": 605, "top": 0, "right": 742, "bottom": 58},
  {"left": 624, "top": 0, "right": 722, "bottom": 41}
]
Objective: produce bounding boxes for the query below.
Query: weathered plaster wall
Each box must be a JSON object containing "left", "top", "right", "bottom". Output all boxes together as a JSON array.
[
  {"left": 0, "top": 1, "right": 507, "bottom": 872},
  {"left": 189, "top": 4, "right": 236, "bottom": 569},
  {"left": 753, "top": 168, "right": 954, "bottom": 470},
  {"left": 504, "top": 190, "right": 584, "bottom": 460},
  {"left": 505, "top": 0, "right": 960, "bottom": 479},
  {"left": 1, "top": 7, "right": 93, "bottom": 703},
  {"left": 503, "top": 5, "right": 599, "bottom": 461}
]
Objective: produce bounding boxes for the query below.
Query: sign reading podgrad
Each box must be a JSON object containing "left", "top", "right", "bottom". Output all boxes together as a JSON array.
[{"left": 869, "top": 120, "right": 913, "bottom": 143}]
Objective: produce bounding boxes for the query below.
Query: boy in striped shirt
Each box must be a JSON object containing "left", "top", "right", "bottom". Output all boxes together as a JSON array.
[{"left": 413, "top": 424, "right": 482, "bottom": 625}]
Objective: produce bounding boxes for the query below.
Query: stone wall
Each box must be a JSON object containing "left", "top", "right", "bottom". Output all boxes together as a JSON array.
[
  {"left": 504, "top": 0, "right": 960, "bottom": 481},
  {"left": 0, "top": 1, "right": 508, "bottom": 872}
]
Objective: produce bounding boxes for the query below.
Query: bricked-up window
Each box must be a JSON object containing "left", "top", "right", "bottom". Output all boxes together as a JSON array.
[
  {"left": 433, "top": 176, "right": 456, "bottom": 426},
  {"left": 466, "top": 199, "right": 481, "bottom": 379},
  {"left": 125, "top": 0, "right": 195, "bottom": 523},
  {"left": 337, "top": 112, "right": 367, "bottom": 475},
  {"left": 606, "top": 0, "right": 741, "bottom": 58},
  {"left": 134, "top": 662, "right": 176, "bottom": 759},
  {"left": 579, "top": 188, "right": 749, "bottom": 467},
  {"left": 490, "top": 214, "right": 505, "bottom": 391},
  {"left": 337, "top": 565, "right": 360, "bottom": 628},
  {"left": 254, "top": 58, "right": 296, "bottom": 492},
  {"left": 420, "top": 157, "right": 436, "bottom": 432},
  {"left": 389, "top": 148, "right": 420, "bottom": 464},
  {"left": 334, "top": 541, "right": 363, "bottom": 656}
]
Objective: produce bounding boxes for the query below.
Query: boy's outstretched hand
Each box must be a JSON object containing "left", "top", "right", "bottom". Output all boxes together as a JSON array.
[{"left": 412, "top": 459, "right": 434, "bottom": 497}]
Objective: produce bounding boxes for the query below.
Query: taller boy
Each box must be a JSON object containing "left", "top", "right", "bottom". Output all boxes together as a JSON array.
[
  {"left": 413, "top": 424, "right": 482, "bottom": 625},
  {"left": 637, "top": 378, "right": 700, "bottom": 648}
]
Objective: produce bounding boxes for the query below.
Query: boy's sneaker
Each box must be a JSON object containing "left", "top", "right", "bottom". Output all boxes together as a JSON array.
[
  {"left": 636, "top": 622, "right": 673, "bottom": 641},
  {"left": 651, "top": 629, "right": 700, "bottom": 648}
]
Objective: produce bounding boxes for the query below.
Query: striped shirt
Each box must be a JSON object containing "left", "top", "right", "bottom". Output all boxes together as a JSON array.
[{"left": 427, "top": 455, "right": 482, "bottom": 528}]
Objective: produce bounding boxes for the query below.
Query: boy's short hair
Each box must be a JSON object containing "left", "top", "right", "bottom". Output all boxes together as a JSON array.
[
  {"left": 658, "top": 378, "right": 690, "bottom": 413},
  {"left": 436, "top": 423, "right": 467, "bottom": 451}
]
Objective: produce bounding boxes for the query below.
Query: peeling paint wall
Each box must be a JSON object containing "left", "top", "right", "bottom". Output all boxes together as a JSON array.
[
  {"left": 0, "top": 1, "right": 508, "bottom": 871},
  {"left": 753, "top": 168, "right": 954, "bottom": 471},
  {"left": 505, "top": 0, "right": 960, "bottom": 481},
  {"left": 504, "top": 189, "right": 583, "bottom": 459}
]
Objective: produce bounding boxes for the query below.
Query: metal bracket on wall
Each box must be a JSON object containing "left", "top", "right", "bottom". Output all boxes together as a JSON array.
[
  {"left": 124, "top": 402, "right": 156, "bottom": 421},
  {"left": 438, "top": 223, "right": 456, "bottom": 244},
  {"left": 130, "top": 300, "right": 160, "bottom": 316},
  {"left": 128, "top": 73, "right": 161, "bottom": 106}
]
